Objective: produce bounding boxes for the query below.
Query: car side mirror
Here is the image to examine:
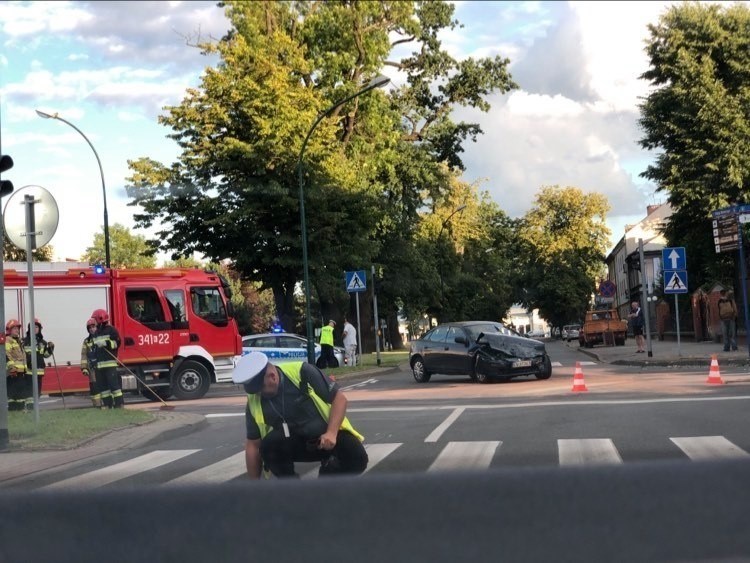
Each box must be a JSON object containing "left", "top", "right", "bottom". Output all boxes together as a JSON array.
[{"left": 455, "top": 335, "right": 468, "bottom": 346}]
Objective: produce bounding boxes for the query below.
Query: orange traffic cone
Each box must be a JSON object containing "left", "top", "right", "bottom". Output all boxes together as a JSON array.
[
  {"left": 571, "top": 362, "right": 588, "bottom": 392},
  {"left": 707, "top": 354, "right": 724, "bottom": 385}
]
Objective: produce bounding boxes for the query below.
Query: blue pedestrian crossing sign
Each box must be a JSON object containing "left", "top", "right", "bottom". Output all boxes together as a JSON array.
[
  {"left": 664, "top": 270, "right": 688, "bottom": 294},
  {"left": 345, "top": 270, "right": 367, "bottom": 293}
]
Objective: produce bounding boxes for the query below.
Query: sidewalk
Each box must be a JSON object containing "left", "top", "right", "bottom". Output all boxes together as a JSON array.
[{"left": 567, "top": 337, "right": 750, "bottom": 367}]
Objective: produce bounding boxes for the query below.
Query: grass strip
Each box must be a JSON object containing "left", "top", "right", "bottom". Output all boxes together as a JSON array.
[{"left": 8, "top": 408, "right": 155, "bottom": 450}]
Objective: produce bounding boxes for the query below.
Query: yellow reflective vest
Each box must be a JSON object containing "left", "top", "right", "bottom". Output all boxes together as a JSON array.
[
  {"left": 247, "top": 362, "right": 363, "bottom": 441},
  {"left": 320, "top": 325, "right": 334, "bottom": 346}
]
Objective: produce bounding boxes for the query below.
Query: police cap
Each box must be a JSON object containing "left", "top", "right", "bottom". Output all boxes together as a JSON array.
[{"left": 232, "top": 351, "right": 269, "bottom": 394}]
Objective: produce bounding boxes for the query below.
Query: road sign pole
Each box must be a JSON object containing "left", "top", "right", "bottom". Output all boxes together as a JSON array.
[
  {"left": 639, "top": 239, "right": 653, "bottom": 357},
  {"left": 371, "top": 265, "right": 381, "bottom": 367},
  {"left": 739, "top": 225, "right": 750, "bottom": 358},
  {"left": 675, "top": 294, "right": 681, "bottom": 357},
  {"left": 355, "top": 292, "right": 362, "bottom": 367}
]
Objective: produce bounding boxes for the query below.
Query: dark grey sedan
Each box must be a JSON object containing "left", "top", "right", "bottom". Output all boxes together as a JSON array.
[{"left": 408, "top": 321, "right": 552, "bottom": 383}]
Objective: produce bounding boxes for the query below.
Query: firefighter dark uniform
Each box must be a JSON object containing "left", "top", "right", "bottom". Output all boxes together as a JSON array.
[
  {"left": 91, "top": 308, "right": 123, "bottom": 408},
  {"left": 23, "top": 319, "right": 54, "bottom": 406},
  {"left": 234, "top": 353, "right": 368, "bottom": 478},
  {"left": 80, "top": 318, "right": 101, "bottom": 407},
  {"left": 5, "top": 320, "right": 28, "bottom": 411}
]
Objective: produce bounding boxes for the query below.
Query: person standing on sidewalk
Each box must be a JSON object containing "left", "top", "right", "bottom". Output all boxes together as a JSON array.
[
  {"left": 5, "top": 320, "right": 28, "bottom": 412},
  {"left": 23, "top": 319, "right": 54, "bottom": 406},
  {"left": 718, "top": 289, "right": 738, "bottom": 352},
  {"left": 80, "top": 318, "right": 102, "bottom": 407},
  {"left": 342, "top": 317, "right": 357, "bottom": 367},
  {"left": 628, "top": 301, "right": 645, "bottom": 353},
  {"left": 91, "top": 308, "right": 123, "bottom": 408}
]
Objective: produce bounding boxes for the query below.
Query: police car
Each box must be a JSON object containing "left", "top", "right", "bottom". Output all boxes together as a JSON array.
[{"left": 241, "top": 333, "right": 345, "bottom": 367}]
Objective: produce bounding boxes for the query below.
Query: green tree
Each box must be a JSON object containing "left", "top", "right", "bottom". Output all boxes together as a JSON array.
[
  {"left": 639, "top": 2, "right": 750, "bottom": 290},
  {"left": 125, "top": 0, "right": 516, "bottom": 340},
  {"left": 3, "top": 245, "right": 53, "bottom": 262},
  {"left": 517, "top": 186, "right": 610, "bottom": 329},
  {"left": 81, "top": 223, "right": 157, "bottom": 269}
]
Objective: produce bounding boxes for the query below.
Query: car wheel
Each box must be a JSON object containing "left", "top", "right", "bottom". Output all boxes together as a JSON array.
[
  {"left": 535, "top": 355, "right": 552, "bottom": 380},
  {"left": 411, "top": 357, "right": 432, "bottom": 383},
  {"left": 473, "top": 355, "right": 491, "bottom": 384}
]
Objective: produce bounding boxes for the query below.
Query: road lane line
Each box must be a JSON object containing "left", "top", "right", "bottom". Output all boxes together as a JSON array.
[
  {"left": 428, "top": 441, "right": 500, "bottom": 472},
  {"left": 425, "top": 407, "right": 465, "bottom": 443},
  {"left": 43, "top": 449, "right": 199, "bottom": 490},
  {"left": 558, "top": 439, "right": 622, "bottom": 466},
  {"left": 340, "top": 378, "right": 378, "bottom": 391},
  {"left": 349, "top": 395, "right": 750, "bottom": 413},
  {"left": 301, "top": 442, "right": 402, "bottom": 479},
  {"left": 164, "top": 452, "right": 247, "bottom": 486},
  {"left": 670, "top": 436, "right": 750, "bottom": 460}
]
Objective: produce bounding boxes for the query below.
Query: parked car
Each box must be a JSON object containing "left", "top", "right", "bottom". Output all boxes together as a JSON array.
[
  {"left": 241, "top": 333, "right": 345, "bottom": 367},
  {"left": 526, "top": 328, "right": 546, "bottom": 338},
  {"left": 409, "top": 321, "right": 552, "bottom": 384},
  {"left": 562, "top": 324, "right": 581, "bottom": 342}
]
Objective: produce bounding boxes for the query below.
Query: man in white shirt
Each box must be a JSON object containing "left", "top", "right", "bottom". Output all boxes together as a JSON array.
[{"left": 342, "top": 318, "right": 357, "bottom": 367}]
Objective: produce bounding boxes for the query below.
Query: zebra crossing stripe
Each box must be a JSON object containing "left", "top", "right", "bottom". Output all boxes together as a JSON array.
[
  {"left": 165, "top": 452, "right": 247, "bottom": 486},
  {"left": 301, "top": 442, "right": 402, "bottom": 480},
  {"left": 428, "top": 441, "right": 501, "bottom": 472},
  {"left": 670, "top": 436, "right": 750, "bottom": 461},
  {"left": 558, "top": 439, "right": 622, "bottom": 466},
  {"left": 42, "top": 449, "right": 200, "bottom": 490},
  {"left": 425, "top": 407, "right": 465, "bottom": 443}
]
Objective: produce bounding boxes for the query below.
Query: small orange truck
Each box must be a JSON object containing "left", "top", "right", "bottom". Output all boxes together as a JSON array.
[{"left": 578, "top": 309, "right": 628, "bottom": 348}]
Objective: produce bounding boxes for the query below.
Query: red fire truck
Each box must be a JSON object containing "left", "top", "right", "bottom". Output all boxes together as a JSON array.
[{"left": 3, "top": 265, "right": 242, "bottom": 400}]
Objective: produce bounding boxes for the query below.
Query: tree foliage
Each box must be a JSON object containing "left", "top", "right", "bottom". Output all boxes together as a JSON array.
[
  {"left": 3, "top": 245, "right": 53, "bottom": 262},
  {"left": 639, "top": 2, "right": 750, "bottom": 289},
  {"left": 125, "top": 0, "right": 517, "bottom": 340},
  {"left": 81, "top": 223, "right": 157, "bottom": 269},
  {"left": 517, "top": 186, "right": 610, "bottom": 329}
]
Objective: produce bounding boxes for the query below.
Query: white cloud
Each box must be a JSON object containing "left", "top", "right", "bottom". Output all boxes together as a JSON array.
[{"left": 506, "top": 91, "right": 584, "bottom": 117}]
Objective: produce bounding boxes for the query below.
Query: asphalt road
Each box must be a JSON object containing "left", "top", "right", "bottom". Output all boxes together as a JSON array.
[{"left": 12, "top": 340, "right": 750, "bottom": 489}]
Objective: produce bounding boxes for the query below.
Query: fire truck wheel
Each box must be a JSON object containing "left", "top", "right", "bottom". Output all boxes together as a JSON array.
[{"left": 172, "top": 360, "right": 211, "bottom": 400}]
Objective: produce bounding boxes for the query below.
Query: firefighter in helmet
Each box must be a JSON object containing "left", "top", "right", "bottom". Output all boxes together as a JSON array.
[
  {"left": 80, "top": 318, "right": 101, "bottom": 407},
  {"left": 5, "top": 320, "right": 28, "bottom": 411},
  {"left": 91, "top": 309, "right": 123, "bottom": 408},
  {"left": 23, "top": 318, "right": 54, "bottom": 406}
]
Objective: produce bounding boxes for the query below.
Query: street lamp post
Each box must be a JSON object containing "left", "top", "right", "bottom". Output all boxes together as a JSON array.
[
  {"left": 36, "top": 110, "right": 110, "bottom": 269},
  {"left": 437, "top": 204, "right": 467, "bottom": 319},
  {"left": 297, "top": 75, "right": 390, "bottom": 364}
]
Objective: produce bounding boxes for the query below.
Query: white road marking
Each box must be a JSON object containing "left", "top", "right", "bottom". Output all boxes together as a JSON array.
[
  {"left": 349, "top": 395, "right": 750, "bottom": 413},
  {"left": 425, "top": 407, "right": 465, "bottom": 443},
  {"left": 551, "top": 361, "right": 563, "bottom": 367},
  {"left": 164, "top": 452, "right": 247, "bottom": 486},
  {"left": 301, "top": 442, "right": 402, "bottom": 479},
  {"left": 43, "top": 449, "right": 199, "bottom": 490},
  {"left": 670, "top": 436, "right": 750, "bottom": 460},
  {"left": 558, "top": 438, "right": 622, "bottom": 466},
  {"left": 340, "top": 378, "right": 378, "bottom": 390},
  {"left": 428, "top": 441, "right": 501, "bottom": 471}
]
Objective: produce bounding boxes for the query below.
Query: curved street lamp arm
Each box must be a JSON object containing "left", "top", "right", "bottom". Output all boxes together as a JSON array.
[{"left": 35, "top": 111, "right": 110, "bottom": 268}]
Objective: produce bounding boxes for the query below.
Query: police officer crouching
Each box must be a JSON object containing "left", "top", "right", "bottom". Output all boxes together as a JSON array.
[{"left": 234, "top": 352, "right": 368, "bottom": 479}]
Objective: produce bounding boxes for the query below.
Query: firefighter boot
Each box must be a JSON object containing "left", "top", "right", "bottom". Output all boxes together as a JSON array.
[
  {"left": 89, "top": 383, "right": 102, "bottom": 408},
  {"left": 101, "top": 394, "right": 113, "bottom": 409},
  {"left": 113, "top": 391, "right": 124, "bottom": 409}
]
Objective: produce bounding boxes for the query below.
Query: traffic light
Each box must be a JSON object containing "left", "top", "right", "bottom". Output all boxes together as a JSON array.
[{"left": 0, "top": 154, "right": 13, "bottom": 198}]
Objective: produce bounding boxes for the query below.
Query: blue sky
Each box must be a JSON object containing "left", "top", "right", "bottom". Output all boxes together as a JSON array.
[{"left": 0, "top": 1, "right": 712, "bottom": 262}]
